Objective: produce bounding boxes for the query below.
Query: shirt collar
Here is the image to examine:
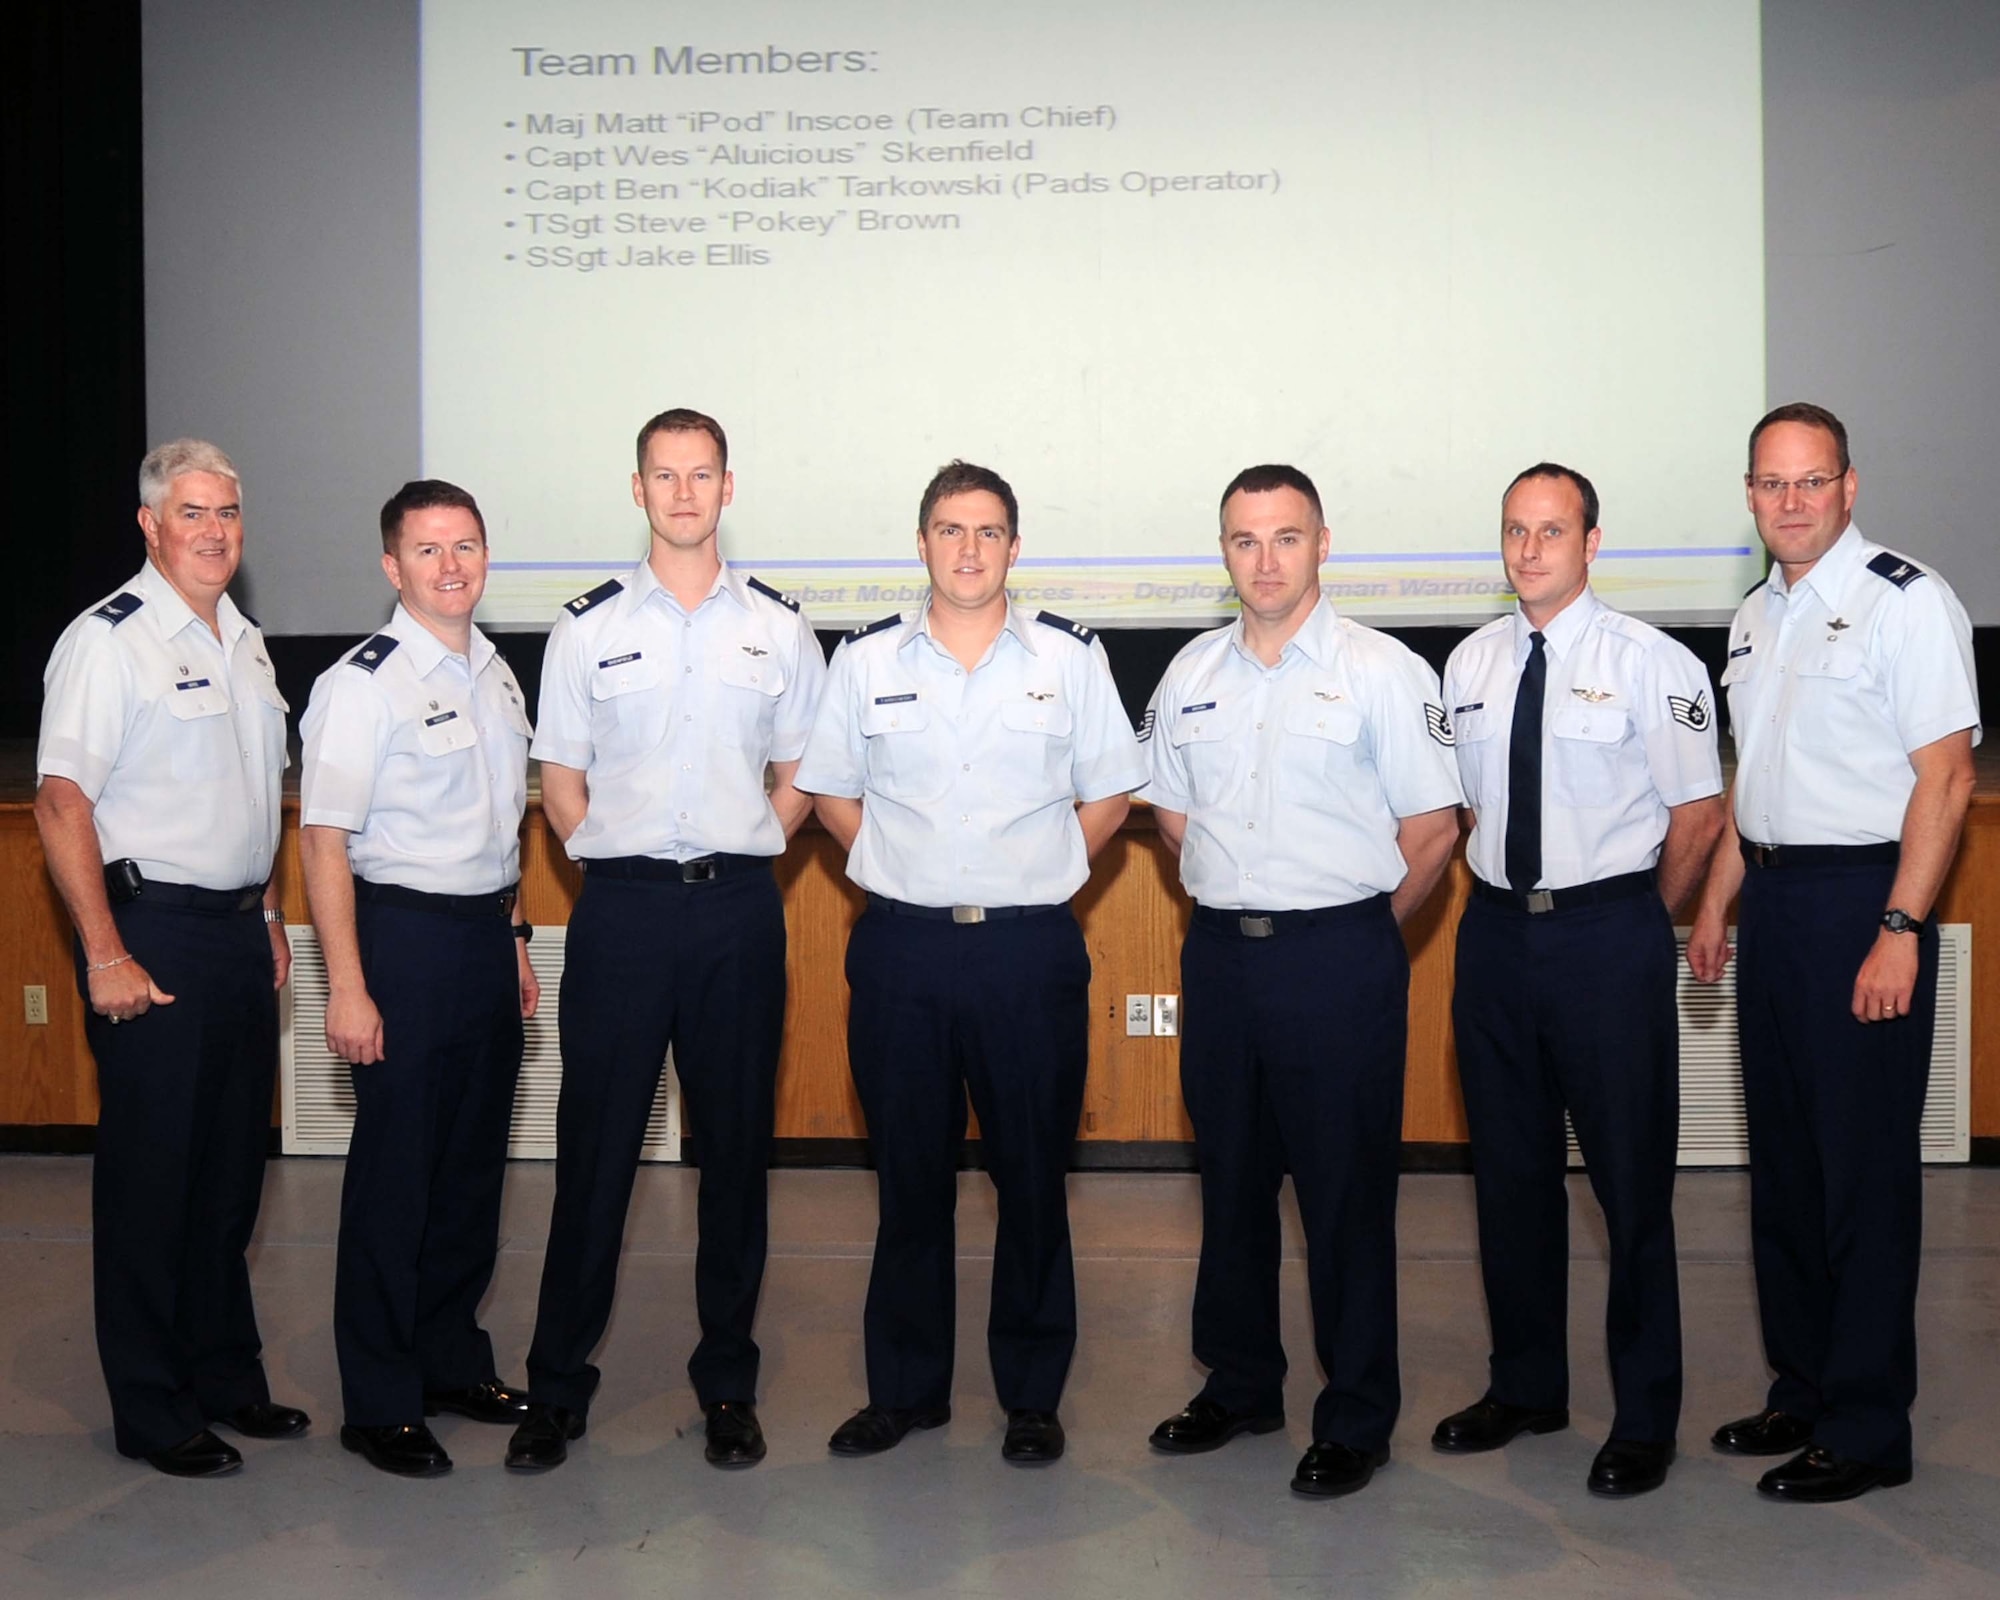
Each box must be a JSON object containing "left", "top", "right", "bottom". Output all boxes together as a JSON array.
[
  {"left": 1513, "top": 584, "right": 1601, "bottom": 664},
  {"left": 899, "top": 596, "right": 1038, "bottom": 659},
  {"left": 627, "top": 555, "right": 740, "bottom": 616},
  {"left": 384, "top": 602, "right": 492, "bottom": 678},
  {"left": 1770, "top": 520, "right": 1866, "bottom": 608},
  {"left": 135, "top": 559, "right": 249, "bottom": 648},
  {"left": 1229, "top": 591, "right": 1340, "bottom": 669}
]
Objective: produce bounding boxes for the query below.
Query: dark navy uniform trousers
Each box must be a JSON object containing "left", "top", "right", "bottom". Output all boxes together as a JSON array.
[
  {"left": 526, "top": 860, "right": 785, "bottom": 1414},
  {"left": 1738, "top": 856, "right": 1935, "bottom": 1472},
  {"left": 77, "top": 896, "right": 277, "bottom": 1458},
  {"left": 1452, "top": 886, "right": 1683, "bottom": 1443},
  {"left": 844, "top": 900, "right": 1092, "bottom": 1415},
  {"left": 335, "top": 892, "right": 522, "bottom": 1426},
  {"left": 1178, "top": 897, "right": 1407, "bottom": 1451}
]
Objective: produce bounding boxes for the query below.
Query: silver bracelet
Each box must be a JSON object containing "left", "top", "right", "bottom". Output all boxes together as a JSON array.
[{"left": 87, "top": 954, "right": 135, "bottom": 974}]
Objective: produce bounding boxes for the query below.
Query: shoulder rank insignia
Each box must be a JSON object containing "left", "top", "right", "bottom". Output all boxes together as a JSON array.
[
  {"left": 1742, "top": 576, "right": 1768, "bottom": 599},
  {"left": 1866, "top": 552, "right": 1926, "bottom": 589},
  {"left": 92, "top": 592, "right": 144, "bottom": 626},
  {"left": 1035, "top": 609, "right": 1097, "bottom": 644},
  {"left": 845, "top": 613, "right": 901, "bottom": 643},
  {"left": 347, "top": 633, "right": 401, "bottom": 673},
  {"left": 564, "top": 577, "right": 625, "bottom": 617},
  {"left": 746, "top": 575, "right": 800, "bottom": 613},
  {"left": 1667, "top": 691, "right": 1711, "bottom": 731}
]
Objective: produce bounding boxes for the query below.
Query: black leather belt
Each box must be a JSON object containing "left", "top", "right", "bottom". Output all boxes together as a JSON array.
[
  {"left": 584, "top": 853, "right": 771, "bottom": 884},
  {"left": 354, "top": 878, "right": 519, "bottom": 918},
  {"left": 1739, "top": 840, "right": 1900, "bottom": 870},
  {"left": 866, "top": 893, "right": 1065, "bottom": 924},
  {"left": 1191, "top": 896, "right": 1389, "bottom": 938},
  {"left": 1471, "top": 869, "right": 1656, "bottom": 916},
  {"left": 104, "top": 863, "right": 265, "bottom": 914}
]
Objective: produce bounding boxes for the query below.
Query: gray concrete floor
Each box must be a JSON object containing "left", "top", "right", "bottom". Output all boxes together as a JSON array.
[{"left": 1, "top": 1157, "right": 1996, "bottom": 1599}]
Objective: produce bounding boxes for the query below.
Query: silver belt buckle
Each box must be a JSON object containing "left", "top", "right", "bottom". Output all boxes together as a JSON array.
[
  {"left": 1525, "top": 889, "right": 1556, "bottom": 914},
  {"left": 1238, "top": 915, "right": 1275, "bottom": 938},
  {"left": 951, "top": 905, "right": 986, "bottom": 924},
  {"left": 681, "top": 858, "right": 718, "bottom": 883}
]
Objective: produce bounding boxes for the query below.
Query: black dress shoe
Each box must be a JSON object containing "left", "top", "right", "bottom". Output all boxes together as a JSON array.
[
  {"left": 703, "top": 1401, "right": 767, "bottom": 1468},
  {"left": 424, "top": 1380, "right": 532, "bottom": 1425},
  {"left": 827, "top": 1403, "right": 950, "bottom": 1457},
  {"left": 340, "top": 1422, "right": 451, "bottom": 1478},
  {"left": 505, "top": 1405, "right": 586, "bottom": 1472},
  {"left": 1431, "top": 1398, "right": 1569, "bottom": 1454},
  {"left": 144, "top": 1428, "right": 243, "bottom": 1478},
  {"left": 217, "top": 1401, "right": 311, "bottom": 1439},
  {"left": 1149, "top": 1396, "right": 1285, "bottom": 1455},
  {"left": 1291, "top": 1440, "right": 1390, "bottom": 1498},
  {"left": 1711, "top": 1408, "right": 1814, "bottom": 1456},
  {"left": 1757, "top": 1447, "right": 1912, "bottom": 1503},
  {"left": 1001, "top": 1410, "right": 1065, "bottom": 1465},
  {"left": 1587, "top": 1437, "right": 1675, "bottom": 1497}
]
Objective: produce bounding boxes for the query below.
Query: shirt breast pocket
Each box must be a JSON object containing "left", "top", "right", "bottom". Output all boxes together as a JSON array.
[
  {"left": 416, "top": 706, "right": 478, "bottom": 758},
  {"left": 860, "top": 697, "right": 943, "bottom": 800},
  {"left": 1451, "top": 706, "right": 1504, "bottom": 808},
  {"left": 1278, "top": 700, "right": 1366, "bottom": 801},
  {"left": 996, "top": 698, "right": 1073, "bottom": 797},
  {"left": 588, "top": 654, "right": 666, "bottom": 759},
  {"left": 715, "top": 649, "right": 787, "bottom": 748},
  {"left": 1791, "top": 646, "right": 1868, "bottom": 744},
  {"left": 165, "top": 679, "right": 232, "bottom": 780},
  {"left": 1168, "top": 708, "right": 1244, "bottom": 797},
  {"left": 1548, "top": 703, "right": 1626, "bottom": 807}
]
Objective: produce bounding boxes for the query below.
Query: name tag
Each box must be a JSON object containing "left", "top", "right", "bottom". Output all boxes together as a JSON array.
[
  {"left": 1453, "top": 701, "right": 1483, "bottom": 714},
  {"left": 1728, "top": 645, "right": 1752, "bottom": 659},
  {"left": 874, "top": 692, "right": 917, "bottom": 705},
  {"left": 598, "top": 652, "right": 642, "bottom": 669},
  {"left": 424, "top": 710, "right": 460, "bottom": 727},
  {"left": 1181, "top": 701, "right": 1217, "bottom": 714},
  {"left": 174, "top": 678, "right": 213, "bottom": 691}
]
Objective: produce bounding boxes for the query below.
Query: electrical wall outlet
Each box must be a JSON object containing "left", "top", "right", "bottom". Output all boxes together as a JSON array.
[
  {"left": 1124, "top": 994, "right": 1152, "bottom": 1036},
  {"left": 1152, "top": 993, "right": 1179, "bottom": 1037},
  {"left": 23, "top": 985, "right": 49, "bottom": 1026}
]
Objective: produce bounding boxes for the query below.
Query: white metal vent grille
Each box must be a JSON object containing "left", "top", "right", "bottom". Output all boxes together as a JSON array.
[
  {"left": 1567, "top": 924, "right": 1971, "bottom": 1167},
  {"left": 280, "top": 925, "right": 680, "bottom": 1161}
]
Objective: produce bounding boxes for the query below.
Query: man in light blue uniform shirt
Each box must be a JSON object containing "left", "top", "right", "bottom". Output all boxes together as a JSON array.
[
  {"left": 796, "top": 460, "right": 1146, "bottom": 1466},
  {"left": 300, "top": 479, "right": 539, "bottom": 1477},
  {"left": 507, "top": 409, "right": 826, "bottom": 1472},
  {"left": 1140, "top": 463, "right": 1462, "bottom": 1499},
  {"left": 36, "top": 439, "right": 305, "bottom": 1478},
  {"left": 1691, "top": 403, "right": 1979, "bottom": 1503},
  {"left": 1434, "top": 463, "right": 1722, "bottom": 1498}
]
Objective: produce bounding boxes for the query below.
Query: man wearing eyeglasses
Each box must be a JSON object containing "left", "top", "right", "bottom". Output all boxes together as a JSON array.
[
  {"left": 795, "top": 460, "right": 1146, "bottom": 1467},
  {"left": 1689, "top": 402, "right": 1979, "bottom": 1503}
]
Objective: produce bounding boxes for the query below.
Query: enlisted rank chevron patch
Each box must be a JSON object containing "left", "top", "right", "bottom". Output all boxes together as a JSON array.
[
  {"left": 1424, "top": 703, "right": 1453, "bottom": 746},
  {"left": 1668, "top": 691, "right": 1710, "bottom": 731},
  {"left": 1135, "top": 708, "right": 1156, "bottom": 744}
]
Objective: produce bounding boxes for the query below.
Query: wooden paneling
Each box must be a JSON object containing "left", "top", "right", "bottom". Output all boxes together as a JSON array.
[{"left": 5, "top": 798, "right": 1997, "bottom": 1147}]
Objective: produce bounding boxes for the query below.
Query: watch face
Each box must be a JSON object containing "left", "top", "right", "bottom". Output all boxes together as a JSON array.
[{"left": 1883, "top": 910, "right": 1918, "bottom": 934}]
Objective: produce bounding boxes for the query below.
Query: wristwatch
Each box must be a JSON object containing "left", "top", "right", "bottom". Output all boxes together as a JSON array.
[
  {"left": 513, "top": 922, "right": 534, "bottom": 944},
  {"left": 1881, "top": 908, "right": 1924, "bottom": 935}
]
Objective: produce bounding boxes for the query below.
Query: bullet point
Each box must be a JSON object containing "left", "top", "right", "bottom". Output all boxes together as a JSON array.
[
  {"left": 505, "top": 220, "right": 515, "bottom": 228},
  {"left": 504, "top": 254, "right": 516, "bottom": 261},
  {"left": 504, "top": 121, "right": 516, "bottom": 128},
  {"left": 505, "top": 153, "right": 516, "bottom": 161},
  {"left": 505, "top": 187, "right": 516, "bottom": 195}
]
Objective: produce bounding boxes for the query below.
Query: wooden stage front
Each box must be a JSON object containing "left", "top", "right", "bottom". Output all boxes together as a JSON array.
[{"left": 4, "top": 747, "right": 1996, "bottom": 1154}]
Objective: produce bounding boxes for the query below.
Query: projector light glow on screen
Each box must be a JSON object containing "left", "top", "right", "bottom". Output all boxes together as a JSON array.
[{"left": 420, "top": 0, "right": 1767, "bottom": 628}]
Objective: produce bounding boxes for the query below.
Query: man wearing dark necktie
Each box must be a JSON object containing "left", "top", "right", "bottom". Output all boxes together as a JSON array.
[{"left": 1435, "top": 463, "right": 1724, "bottom": 1497}]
